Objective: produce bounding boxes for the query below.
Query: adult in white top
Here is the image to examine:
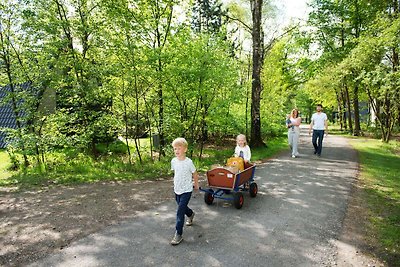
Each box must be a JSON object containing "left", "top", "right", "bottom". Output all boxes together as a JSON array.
[
  {"left": 286, "top": 108, "right": 302, "bottom": 158},
  {"left": 309, "top": 104, "right": 328, "bottom": 156}
]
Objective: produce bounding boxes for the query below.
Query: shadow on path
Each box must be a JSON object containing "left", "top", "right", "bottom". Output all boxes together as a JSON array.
[{"left": 28, "top": 126, "right": 382, "bottom": 267}]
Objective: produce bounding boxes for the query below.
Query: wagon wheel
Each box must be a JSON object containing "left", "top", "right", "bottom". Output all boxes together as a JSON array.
[
  {"left": 204, "top": 191, "right": 214, "bottom": 205},
  {"left": 233, "top": 192, "right": 244, "bottom": 209},
  {"left": 243, "top": 182, "right": 249, "bottom": 190},
  {"left": 249, "top": 182, "right": 258, "bottom": 198}
]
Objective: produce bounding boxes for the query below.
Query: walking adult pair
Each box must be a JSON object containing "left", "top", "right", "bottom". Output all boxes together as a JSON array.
[{"left": 287, "top": 104, "right": 328, "bottom": 158}]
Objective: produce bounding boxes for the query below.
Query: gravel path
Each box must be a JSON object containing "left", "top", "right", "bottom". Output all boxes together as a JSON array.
[{"left": 24, "top": 126, "right": 385, "bottom": 267}]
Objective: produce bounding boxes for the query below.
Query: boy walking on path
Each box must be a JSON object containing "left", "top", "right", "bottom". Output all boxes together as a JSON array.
[
  {"left": 309, "top": 104, "right": 328, "bottom": 156},
  {"left": 170, "top": 138, "right": 199, "bottom": 245}
]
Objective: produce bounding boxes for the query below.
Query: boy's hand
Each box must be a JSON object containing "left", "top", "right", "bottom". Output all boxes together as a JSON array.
[
  {"left": 192, "top": 184, "right": 200, "bottom": 198},
  {"left": 193, "top": 171, "right": 199, "bottom": 191}
]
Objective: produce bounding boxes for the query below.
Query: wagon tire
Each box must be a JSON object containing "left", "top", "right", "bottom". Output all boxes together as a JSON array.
[
  {"left": 204, "top": 191, "right": 214, "bottom": 205},
  {"left": 249, "top": 183, "right": 258, "bottom": 197},
  {"left": 233, "top": 192, "right": 244, "bottom": 209}
]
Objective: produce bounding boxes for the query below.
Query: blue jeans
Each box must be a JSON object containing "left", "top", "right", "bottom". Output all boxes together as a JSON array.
[
  {"left": 175, "top": 192, "right": 193, "bottom": 235},
  {"left": 312, "top": 130, "right": 325, "bottom": 155}
]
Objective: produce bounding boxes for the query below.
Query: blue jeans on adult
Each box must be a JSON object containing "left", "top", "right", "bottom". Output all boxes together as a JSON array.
[
  {"left": 175, "top": 191, "right": 193, "bottom": 235},
  {"left": 312, "top": 130, "right": 325, "bottom": 156}
]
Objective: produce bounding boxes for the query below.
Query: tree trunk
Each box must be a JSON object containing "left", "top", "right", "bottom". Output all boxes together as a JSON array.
[
  {"left": 339, "top": 15, "right": 350, "bottom": 132},
  {"left": 344, "top": 82, "right": 353, "bottom": 133},
  {"left": 334, "top": 89, "right": 343, "bottom": 131},
  {"left": 366, "top": 88, "right": 391, "bottom": 142},
  {"left": 131, "top": 45, "right": 143, "bottom": 164},
  {"left": 341, "top": 90, "right": 347, "bottom": 130},
  {"left": 123, "top": 95, "right": 132, "bottom": 165},
  {"left": 143, "top": 95, "right": 154, "bottom": 161},
  {"left": 352, "top": 0, "right": 362, "bottom": 136},
  {"left": 157, "top": 83, "right": 165, "bottom": 159},
  {"left": 353, "top": 83, "right": 361, "bottom": 136},
  {"left": 250, "top": 0, "right": 265, "bottom": 147},
  {"left": 199, "top": 108, "right": 207, "bottom": 160},
  {"left": 392, "top": 0, "right": 399, "bottom": 125},
  {"left": 153, "top": 3, "right": 173, "bottom": 160},
  {"left": 156, "top": 30, "right": 165, "bottom": 160},
  {"left": 246, "top": 55, "right": 251, "bottom": 138}
]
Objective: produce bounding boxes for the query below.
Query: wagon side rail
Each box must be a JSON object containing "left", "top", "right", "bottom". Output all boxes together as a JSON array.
[
  {"left": 206, "top": 167, "right": 237, "bottom": 190},
  {"left": 234, "top": 164, "right": 256, "bottom": 189}
]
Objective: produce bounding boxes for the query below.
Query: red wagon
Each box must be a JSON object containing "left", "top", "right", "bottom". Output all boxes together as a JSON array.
[{"left": 200, "top": 163, "right": 257, "bottom": 209}]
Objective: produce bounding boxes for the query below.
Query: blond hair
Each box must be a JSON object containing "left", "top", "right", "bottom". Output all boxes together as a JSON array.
[
  {"left": 171, "top": 137, "right": 188, "bottom": 148},
  {"left": 236, "top": 134, "right": 247, "bottom": 146},
  {"left": 290, "top": 109, "right": 299, "bottom": 119}
]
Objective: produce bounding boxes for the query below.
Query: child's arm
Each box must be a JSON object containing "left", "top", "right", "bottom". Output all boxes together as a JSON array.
[
  {"left": 234, "top": 146, "right": 239, "bottom": 157},
  {"left": 192, "top": 171, "right": 199, "bottom": 190},
  {"left": 240, "top": 146, "right": 251, "bottom": 163}
]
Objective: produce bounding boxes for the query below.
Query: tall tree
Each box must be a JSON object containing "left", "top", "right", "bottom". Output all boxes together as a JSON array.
[
  {"left": 21, "top": 0, "right": 118, "bottom": 155},
  {"left": 305, "top": 0, "right": 399, "bottom": 141},
  {"left": 250, "top": 0, "right": 265, "bottom": 147},
  {"left": 128, "top": 0, "right": 175, "bottom": 159},
  {"left": 192, "top": 0, "right": 224, "bottom": 33},
  {"left": 307, "top": 0, "right": 386, "bottom": 135},
  {"left": 163, "top": 27, "right": 239, "bottom": 156}
]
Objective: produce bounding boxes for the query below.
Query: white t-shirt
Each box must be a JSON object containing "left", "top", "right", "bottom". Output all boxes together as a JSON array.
[
  {"left": 311, "top": 112, "right": 328, "bottom": 130},
  {"left": 234, "top": 145, "right": 251, "bottom": 162},
  {"left": 171, "top": 157, "right": 196, "bottom": 195}
]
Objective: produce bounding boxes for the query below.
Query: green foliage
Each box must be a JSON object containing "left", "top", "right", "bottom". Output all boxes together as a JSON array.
[
  {"left": 191, "top": 0, "right": 225, "bottom": 33},
  {"left": 164, "top": 30, "right": 243, "bottom": 141},
  {"left": 261, "top": 38, "right": 310, "bottom": 134},
  {"left": 8, "top": 0, "right": 393, "bottom": 181},
  {"left": 301, "top": 0, "right": 400, "bottom": 140},
  {"left": 349, "top": 138, "right": 400, "bottom": 264},
  {"left": 0, "top": 136, "right": 288, "bottom": 187},
  {"left": 335, "top": 15, "right": 400, "bottom": 141},
  {"left": 1, "top": 0, "right": 288, "bottom": 171},
  {"left": 95, "top": 140, "right": 128, "bottom": 154}
]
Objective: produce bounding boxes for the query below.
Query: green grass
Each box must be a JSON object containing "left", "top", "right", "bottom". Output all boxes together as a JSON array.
[
  {"left": 349, "top": 138, "right": 400, "bottom": 264},
  {"left": 0, "top": 136, "right": 288, "bottom": 188},
  {"left": 252, "top": 136, "right": 288, "bottom": 160},
  {"left": 0, "top": 149, "right": 14, "bottom": 180}
]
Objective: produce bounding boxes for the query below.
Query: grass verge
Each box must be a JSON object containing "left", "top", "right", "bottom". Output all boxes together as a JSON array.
[
  {"left": 349, "top": 138, "right": 400, "bottom": 265},
  {"left": 0, "top": 149, "right": 13, "bottom": 180},
  {"left": 0, "top": 136, "right": 288, "bottom": 188}
]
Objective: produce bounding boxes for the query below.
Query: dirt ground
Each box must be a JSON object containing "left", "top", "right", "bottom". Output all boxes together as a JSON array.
[
  {"left": 0, "top": 177, "right": 183, "bottom": 267},
  {"left": 0, "top": 170, "right": 386, "bottom": 267}
]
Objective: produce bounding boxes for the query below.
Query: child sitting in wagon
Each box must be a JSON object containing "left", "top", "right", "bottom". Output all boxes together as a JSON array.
[
  {"left": 234, "top": 134, "right": 251, "bottom": 163},
  {"left": 224, "top": 134, "right": 252, "bottom": 173}
]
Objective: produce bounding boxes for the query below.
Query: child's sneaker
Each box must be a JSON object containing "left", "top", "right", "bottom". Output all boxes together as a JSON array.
[
  {"left": 185, "top": 212, "right": 195, "bottom": 226},
  {"left": 170, "top": 232, "right": 183, "bottom": 245}
]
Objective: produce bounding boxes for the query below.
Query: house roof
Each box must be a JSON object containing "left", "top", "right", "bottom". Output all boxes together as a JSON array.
[{"left": 0, "top": 82, "right": 32, "bottom": 148}]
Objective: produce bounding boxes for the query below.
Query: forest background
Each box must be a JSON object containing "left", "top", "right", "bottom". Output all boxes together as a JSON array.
[{"left": 0, "top": 0, "right": 399, "bottom": 184}]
